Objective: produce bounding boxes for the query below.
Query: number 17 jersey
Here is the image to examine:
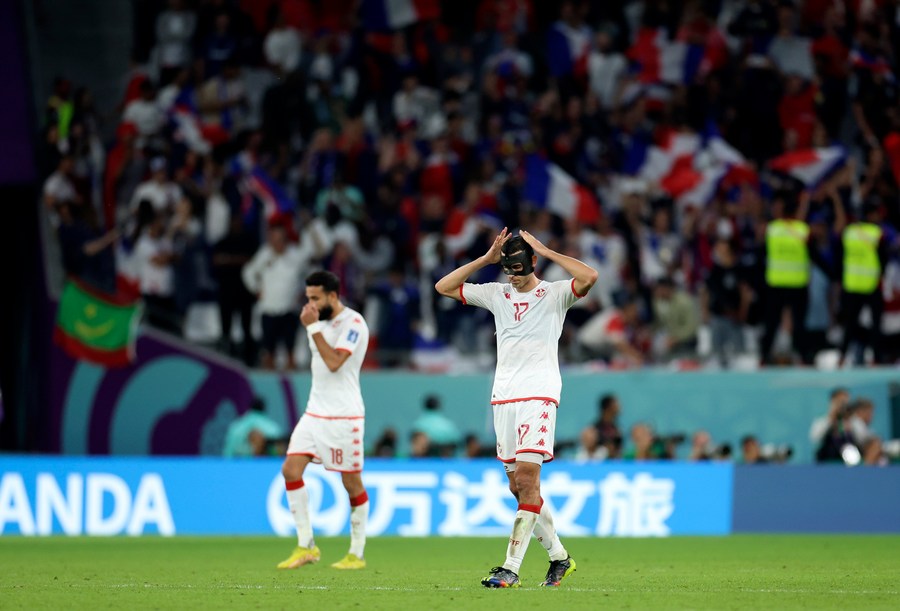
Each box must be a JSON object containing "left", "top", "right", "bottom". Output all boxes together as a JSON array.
[{"left": 460, "top": 279, "right": 584, "bottom": 405}]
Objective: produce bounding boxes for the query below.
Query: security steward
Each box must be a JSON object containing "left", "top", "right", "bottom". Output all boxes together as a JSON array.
[
  {"left": 836, "top": 203, "right": 890, "bottom": 365},
  {"left": 759, "top": 191, "right": 828, "bottom": 365}
]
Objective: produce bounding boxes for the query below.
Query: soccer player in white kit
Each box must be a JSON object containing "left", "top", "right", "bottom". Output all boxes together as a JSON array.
[
  {"left": 277, "top": 270, "right": 371, "bottom": 570},
  {"left": 435, "top": 228, "right": 597, "bottom": 588}
]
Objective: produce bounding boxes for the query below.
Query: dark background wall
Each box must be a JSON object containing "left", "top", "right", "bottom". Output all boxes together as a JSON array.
[{"left": 0, "top": 0, "right": 42, "bottom": 451}]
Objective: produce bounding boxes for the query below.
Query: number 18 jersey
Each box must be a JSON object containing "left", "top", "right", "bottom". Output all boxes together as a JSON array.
[{"left": 461, "top": 279, "right": 583, "bottom": 405}]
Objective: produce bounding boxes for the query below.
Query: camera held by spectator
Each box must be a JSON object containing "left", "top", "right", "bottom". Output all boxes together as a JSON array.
[{"left": 759, "top": 444, "right": 794, "bottom": 464}]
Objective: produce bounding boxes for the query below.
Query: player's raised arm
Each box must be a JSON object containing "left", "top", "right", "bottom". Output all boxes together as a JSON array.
[
  {"left": 519, "top": 230, "right": 598, "bottom": 296},
  {"left": 434, "top": 227, "right": 510, "bottom": 300},
  {"left": 300, "top": 302, "right": 351, "bottom": 372}
]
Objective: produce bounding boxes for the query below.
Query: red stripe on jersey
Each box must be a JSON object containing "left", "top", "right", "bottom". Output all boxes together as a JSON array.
[
  {"left": 458, "top": 284, "right": 467, "bottom": 305},
  {"left": 350, "top": 491, "right": 369, "bottom": 507},
  {"left": 285, "top": 479, "right": 305, "bottom": 491},
  {"left": 304, "top": 412, "right": 365, "bottom": 420},
  {"left": 490, "top": 397, "right": 559, "bottom": 406},
  {"left": 518, "top": 502, "right": 541, "bottom": 514},
  {"left": 571, "top": 278, "right": 588, "bottom": 298}
]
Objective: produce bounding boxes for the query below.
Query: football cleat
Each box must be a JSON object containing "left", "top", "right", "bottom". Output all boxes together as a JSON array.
[
  {"left": 481, "top": 566, "right": 520, "bottom": 588},
  {"left": 330, "top": 553, "right": 366, "bottom": 570},
  {"left": 276, "top": 545, "right": 321, "bottom": 569},
  {"left": 540, "top": 556, "right": 576, "bottom": 587}
]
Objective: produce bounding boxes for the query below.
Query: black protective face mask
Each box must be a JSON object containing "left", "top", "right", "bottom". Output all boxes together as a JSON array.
[{"left": 500, "top": 250, "right": 534, "bottom": 276}]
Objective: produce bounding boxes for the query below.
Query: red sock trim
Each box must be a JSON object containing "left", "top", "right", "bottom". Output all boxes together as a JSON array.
[
  {"left": 350, "top": 490, "right": 369, "bottom": 507},
  {"left": 285, "top": 479, "right": 305, "bottom": 491},
  {"left": 518, "top": 503, "right": 541, "bottom": 514}
]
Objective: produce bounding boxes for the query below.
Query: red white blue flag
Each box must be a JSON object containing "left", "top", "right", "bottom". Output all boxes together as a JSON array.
[{"left": 523, "top": 155, "right": 600, "bottom": 223}]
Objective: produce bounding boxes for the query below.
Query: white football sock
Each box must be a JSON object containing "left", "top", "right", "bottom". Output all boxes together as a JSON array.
[
  {"left": 285, "top": 480, "right": 314, "bottom": 548},
  {"left": 349, "top": 491, "right": 369, "bottom": 558},
  {"left": 502, "top": 505, "right": 540, "bottom": 573},
  {"left": 533, "top": 499, "right": 568, "bottom": 562}
]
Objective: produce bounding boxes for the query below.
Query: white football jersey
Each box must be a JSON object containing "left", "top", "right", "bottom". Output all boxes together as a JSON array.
[
  {"left": 461, "top": 279, "right": 583, "bottom": 404},
  {"left": 305, "top": 306, "right": 369, "bottom": 417}
]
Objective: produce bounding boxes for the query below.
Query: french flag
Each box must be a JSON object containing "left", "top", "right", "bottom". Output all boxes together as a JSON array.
[
  {"left": 242, "top": 166, "right": 296, "bottom": 222},
  {"left": 362, "top": 0, "right": 439, "bottom": 30},
  {"left": 627, "top": 28, "right": 703, "bottom": 85},
  {"left": 768, "top": 146, "right": 847, "bottom": 188},
  {"left": 703, "top": 121, "right": 758, "bottom": 190},
  {"left": 662, "top": 162, "right": 727, "bottom": 209},
  {"left": 850, "top": 49, "right": 894, "bottom": 80},
  {"left": 638, "top": 124, "right": 756, "bottom": 208},
  {"left": 523, "top": 155, "right": 600, "bottom": 223},
  {"left": 546, "top": 21, "right": 592, "bottom": 79},
  {"left": 170, "top": 94, "right": 229, "bottom": 154},
  {"left": 638, "top": 130, "right": 701, "bottom": 184}
]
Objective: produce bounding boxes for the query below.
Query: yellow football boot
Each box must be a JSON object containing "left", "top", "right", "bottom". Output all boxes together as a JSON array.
[
  {"left": 276, "top": 545, "right": 321, "bottom": 569},
  {"left": 330, "top": 553, "right": 366, "bottom": 569}
]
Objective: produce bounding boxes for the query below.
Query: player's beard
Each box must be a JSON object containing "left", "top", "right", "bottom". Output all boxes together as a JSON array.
[{"left": 317, "top": 304, "right": 334, "bottom": 320}]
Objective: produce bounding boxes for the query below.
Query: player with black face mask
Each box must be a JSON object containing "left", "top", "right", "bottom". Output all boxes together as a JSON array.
[{"left": 435, "top": 227, "right": 598, "bottom": 589}]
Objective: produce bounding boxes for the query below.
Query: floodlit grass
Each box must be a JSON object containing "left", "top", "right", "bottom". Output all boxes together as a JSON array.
[{"left": 1, "top": 535, "right": 898, "bottom": 610}]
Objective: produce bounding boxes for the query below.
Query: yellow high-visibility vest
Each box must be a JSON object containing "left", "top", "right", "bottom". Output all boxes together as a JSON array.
[
  {"left": 842, "top": 222, "right": 882, "bottom": 294},
  {"left": 766, "top": 220, "right": 810, "bottom": 288}
]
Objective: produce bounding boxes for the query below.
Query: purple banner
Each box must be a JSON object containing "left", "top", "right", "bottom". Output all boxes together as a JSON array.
[{"left": 49, "top": 328, "right": 258, "bottom": 455}]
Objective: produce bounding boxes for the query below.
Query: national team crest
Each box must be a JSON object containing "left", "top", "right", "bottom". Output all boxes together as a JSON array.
[
  {"left": 504, "top": 293, "right": 510, "bottom": 300},
  {"left": 347, "top": 330, "right": 359, "bottom": 344},
  {"left": 535, "top": 288, "right": 546, "bottom": 298}
]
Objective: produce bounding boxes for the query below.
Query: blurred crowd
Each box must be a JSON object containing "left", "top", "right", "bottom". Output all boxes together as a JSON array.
[
  {"left": 225, "top": 389, "right": 899, "bottom": 466},
  {"left": 41, "top": 0, "right": 900, "bottom": 371}
]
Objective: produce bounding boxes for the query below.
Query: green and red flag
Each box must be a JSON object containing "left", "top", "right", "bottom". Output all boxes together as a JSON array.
[{"left": 54, "top": 278, "right": 142, "bottom": 367}]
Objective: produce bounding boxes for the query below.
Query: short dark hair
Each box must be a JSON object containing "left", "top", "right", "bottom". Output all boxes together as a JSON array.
[
  {"left": 600, "top": 394, "right": 617, "bottom": 411},
  {"left": 424, "top": 395, "right": 441, "bottom": 411},
  {"left": 740, "top": 435, "right": 757, "bottom": 447},
  {"left": 830, "top": 387, "right": 848, "bottom": 399},
  {"left": 306, "top": 270, "right": 340, "bottom": 294},
  {"left": 501, "top": 235, "right": 534, "bottom": 260},
  {"left": 850, "top": 398, "right": 873, "bottom": 412}
]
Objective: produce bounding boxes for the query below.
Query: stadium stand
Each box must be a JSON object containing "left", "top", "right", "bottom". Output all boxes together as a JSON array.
[{"left": 36, "top": 0, "right": 900, "bottom": 374}]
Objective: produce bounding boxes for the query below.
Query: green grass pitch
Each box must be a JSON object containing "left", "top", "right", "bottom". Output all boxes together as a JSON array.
[{"left": 2, "top": 536, "right": 898, "bottom": 610}]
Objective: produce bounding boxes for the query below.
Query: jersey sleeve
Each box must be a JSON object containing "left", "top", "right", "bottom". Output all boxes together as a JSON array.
[
  {"left": 460, "top": 282, "right": 501, "bottom": 311},
  {"left": 334, "top": 318, "right": 368, "bottom": 355},
  {"left": 551, "top": 279, "right": 584, "bottom": 311}
]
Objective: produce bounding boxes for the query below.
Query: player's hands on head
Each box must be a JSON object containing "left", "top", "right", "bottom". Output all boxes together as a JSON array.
[
  {"left": 519, "top": 230, "right": 549, "bottom": 256},
  {"left": 300, "top": 302, "right": 319, "bottom": 327},
  {"left": 485, "top": 226, "right": 511, "bottom": 264}
]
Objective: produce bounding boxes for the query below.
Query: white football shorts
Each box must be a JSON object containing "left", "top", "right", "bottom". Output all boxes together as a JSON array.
[
  {"left": 493, "top": 399, "right": 557, "bottom": 471},
  {"left": 287, "top": 413, "right": 365, "bottom": 472}
]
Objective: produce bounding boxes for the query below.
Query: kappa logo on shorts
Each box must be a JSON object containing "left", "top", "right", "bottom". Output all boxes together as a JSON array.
[
  {"left": 542, "top": 400, "right": 553, "bottom": 407},
  {"left": 539, "top": 425, "right": 548, "bottom": 433},
  {"left": 538, "top": 439, "right": 545, "bottom": 446},
  {"left": 540, "top": 411, "right": 549, "bottom": 419},
  {"left": 353, "top": 450, "right": 360, "bottom": 456},
  {"left": 535, "top": 288, "right": 546, "bottom": 298},
  {"left": 352, "top": 439, "right": 360, "bottom": 445},
  {"left": 353, "top": 462, "right": 360, "bottom": 468},
  {"left": 351, "top": 427, "right": 360, "bottom": 433}
]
